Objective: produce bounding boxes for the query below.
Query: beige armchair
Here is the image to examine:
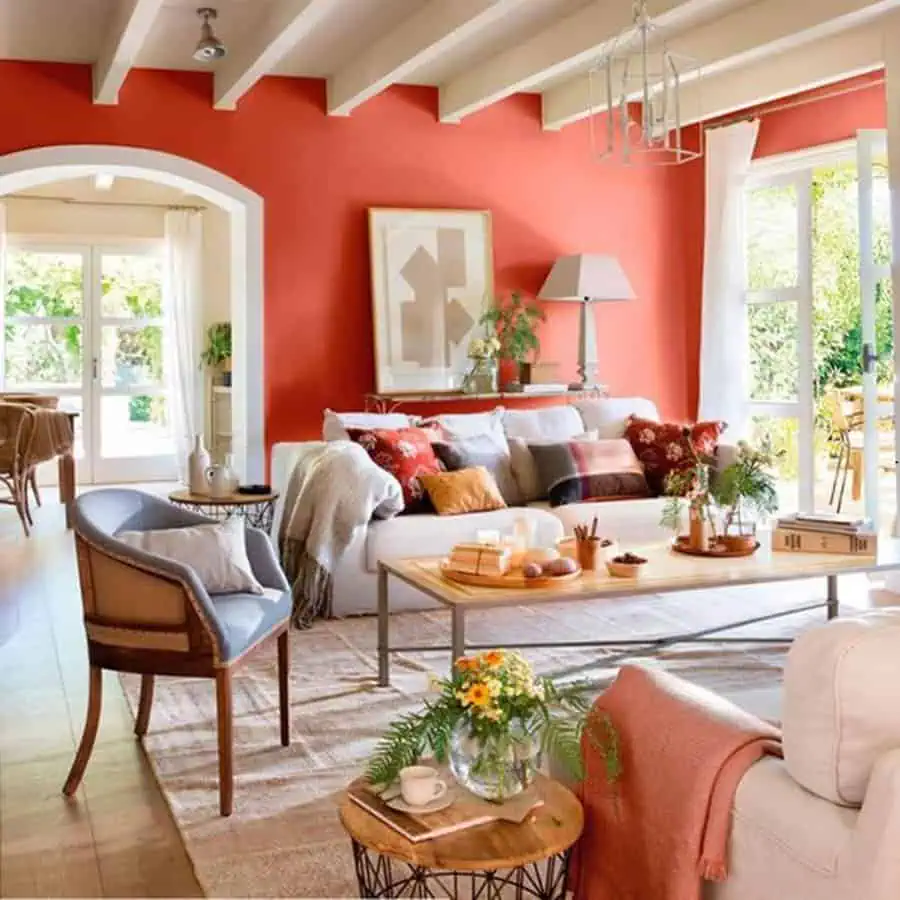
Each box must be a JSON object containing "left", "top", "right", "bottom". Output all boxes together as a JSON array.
[
  {"left": 63, "top": 489, "right": 293, "bottom": 816},
  {"left": 707, "top": 610, "right": 900, "bottom": 900}
]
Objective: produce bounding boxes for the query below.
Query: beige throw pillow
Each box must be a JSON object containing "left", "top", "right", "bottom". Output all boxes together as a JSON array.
[{"left": 116, "top": 518, "right": 264, "bottom": 595}]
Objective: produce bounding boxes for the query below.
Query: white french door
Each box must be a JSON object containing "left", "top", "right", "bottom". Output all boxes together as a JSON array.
[{"left": 2, "top": 242, "right": 177, "bottom": 483}]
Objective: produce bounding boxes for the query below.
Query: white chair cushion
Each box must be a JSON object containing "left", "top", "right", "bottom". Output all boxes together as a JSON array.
[
  {"left": 116, "top": 518, "right": 264, "bottom": 595},
  {"left": 365, "top": 507, "right": 564, "bottom": 573},
  {"left": 783, "top": 609, "right": 900, "bottom": 806},
  {"left": 322, "top": 409, "right": 412, "bottom": 442},
  {"left": 575, "top": 397, "right": 660, "bottom": 438},
  {"left": 502, "top": 405, "right": 585, "bottom": 441}
]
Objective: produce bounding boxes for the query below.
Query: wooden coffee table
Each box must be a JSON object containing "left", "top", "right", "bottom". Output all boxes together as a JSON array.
[
  {"left": 339, "top": 774, "right": 582, "bottom": 899},
  {"left": 376, "top": 537, "right": 900, "bottom": 686}
]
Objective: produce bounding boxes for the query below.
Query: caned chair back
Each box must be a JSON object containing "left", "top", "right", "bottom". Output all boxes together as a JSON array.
[
  {"left": 73, "top": 489, "right": 223, "bottom": 674},
  {"left": 0, "top": 401, "right": 36, "bottom": 475}
]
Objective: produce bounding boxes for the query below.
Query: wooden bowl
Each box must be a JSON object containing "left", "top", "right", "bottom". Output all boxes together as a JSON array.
[{"left": 606, "top": 559, "right": 647, "bottom": 579}]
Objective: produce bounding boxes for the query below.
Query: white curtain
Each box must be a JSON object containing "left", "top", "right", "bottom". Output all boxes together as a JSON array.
[
  {"left": 163, "top": 209, "right": 203, "bottom": 479},
  {"left": 698, "top": 120, "right": 760, "bottom": 437}
]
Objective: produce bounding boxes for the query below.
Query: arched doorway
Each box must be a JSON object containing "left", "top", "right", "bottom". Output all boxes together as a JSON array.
[{"left": 0, "top": 145, "right": 264, "bottom": 481}]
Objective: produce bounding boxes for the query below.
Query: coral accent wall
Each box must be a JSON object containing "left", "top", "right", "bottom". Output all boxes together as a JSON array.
[
  {"left": 681, "top": 72, "right": 887, "bottom": 416},
  {"left": 0, "top": 62, "right": 697, "bottom": 446}
]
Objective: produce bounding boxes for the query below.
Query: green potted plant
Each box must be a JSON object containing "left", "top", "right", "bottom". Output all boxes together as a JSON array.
[
  {"left": 200, "top": 322, "right": 232, "bottom": 386},
  {"left": 479, "top": 291, "right": 546, "bottom": 387},
  {"left": 712, "top": 440, "right": 780, "bottom": 552},
  {"left": 366, "top": 649, "right": 620, "bottom": 802}
]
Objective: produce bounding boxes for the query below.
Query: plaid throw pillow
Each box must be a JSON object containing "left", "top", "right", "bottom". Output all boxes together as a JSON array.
[
  {"left": 347, "top": 426, "right": 443, "bottom": 513},
  {"left": 527, "top": 439, "right": 650, "bottom": 508},
  {"left": 624, "top": 416, "right": 726, "bottom": 495}
]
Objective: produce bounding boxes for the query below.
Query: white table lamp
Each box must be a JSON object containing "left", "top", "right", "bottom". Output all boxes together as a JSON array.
[{"left": 538, "top": 254, "right": 636, "bottom": 390}]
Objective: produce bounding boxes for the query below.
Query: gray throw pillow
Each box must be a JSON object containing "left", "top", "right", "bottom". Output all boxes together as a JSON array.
[{"left": 432, "top": 434, "right": 522, "bottom": 506}]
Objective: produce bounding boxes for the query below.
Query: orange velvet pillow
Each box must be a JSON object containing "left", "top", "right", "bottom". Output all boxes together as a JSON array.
[{"left": 420, "top": 467, "right": 507, "bottom": 516}]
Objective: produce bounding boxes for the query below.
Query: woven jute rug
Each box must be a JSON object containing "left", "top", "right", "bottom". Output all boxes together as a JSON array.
[{"left": 119, "top": 580, "right": 849, "bottom": 897}]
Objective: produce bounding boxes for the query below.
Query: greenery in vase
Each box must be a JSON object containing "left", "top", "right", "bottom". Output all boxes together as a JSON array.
[
  {"left": 659, "top": 427, "right": 718, "bottom": 536},
  {"left": 200, "top": 322, "right": 232, "bottom": 369},
  {"left": 712, "top": 439, "right": 780, "bottom": 534},
  {"left": 479, "top": 291, "right": 546, "bottom": 364},
  {"left": 366, "top": 650, "right": 620, "bottom": 790}
]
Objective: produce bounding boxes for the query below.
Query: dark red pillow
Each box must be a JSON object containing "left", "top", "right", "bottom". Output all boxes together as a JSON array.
[
  {"left": 624, "top": 416, "right": 726, "bottom": 495},
  {"left": 347, "top": 426, "right": 443, "bottom": 513}
]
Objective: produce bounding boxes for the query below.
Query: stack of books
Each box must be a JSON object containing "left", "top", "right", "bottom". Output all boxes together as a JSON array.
[
  {"left": 447, "top": 542, "right": 511, "bottom": 576},
  {"left": 773, "top": 513, "right": 877, "bottom": 556}
]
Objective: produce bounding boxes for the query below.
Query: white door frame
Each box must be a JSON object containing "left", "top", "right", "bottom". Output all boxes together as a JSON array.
[{"left": 0, "top": 145, "right": 265, "bottom": 482}]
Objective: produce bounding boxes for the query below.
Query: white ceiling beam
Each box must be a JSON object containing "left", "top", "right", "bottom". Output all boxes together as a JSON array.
[
  {"left": 541, "top": 0, "right": 897, "bottom": 131},
  {"left": 438, "top": 0, "right": 705, "bottom": 124},
  {"left": 213, "top": 0, "right": 333, "bottom": 110},
  {"left": 93, "top": 0, "right": 164, "bottom": 105},
  {"left": 678, "top": 21, "right": 883, "bottom": 127},
  {"left": 327, "top": 0, "right": 526, "bottom": 117}
]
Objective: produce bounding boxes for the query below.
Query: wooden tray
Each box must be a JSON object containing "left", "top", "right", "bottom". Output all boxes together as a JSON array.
[
  {"left": 440, "top": 562, "right": 582, "bottom": 589},
  {"left": 671, "top": 536, "right": 760, "bottom": 559}
]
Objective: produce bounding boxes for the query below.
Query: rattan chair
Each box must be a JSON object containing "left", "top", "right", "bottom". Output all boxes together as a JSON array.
[
  {"left": 63, "top": 489, "right": 292, "bottom": 816},
  {"left": 0, "top": 401, "right": 38, "bottom": 535}
]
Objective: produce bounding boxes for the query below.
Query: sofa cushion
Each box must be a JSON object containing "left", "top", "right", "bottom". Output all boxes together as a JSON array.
[
  {"left": 508, "top": 432, "right": 598, "bottom": 503},
  {"left": 348, "top": 426, "right": 443, "bottom": 514},
  {"left": 625, "top": 416, "right": 726, "bottom": 495},
  {"left": 502, "top": 405, "right": 585, "bottom": 441},
  {"left": 527, "top": 439, "right": 650, "bottom": 507},
  {"left": 575, "top": 397, "right": 660, "bottom": 438},
  {"left": 323, "top": 409, "right": 411, "bottom": 442},
  {"left": 542, "top": 496, "right": 671, "bottom": 545},
  {"left": 783, "top": 610, "right": 900, "bottom": 806},
  {"left": 433, "top": 433, "right": 520, "bottom": 505},
  {"left": 422, "top": 408, "right": 504, "bottom": 440},
  {"left": 365, "top": 507, "right": 564, "bottom": 573},
  {"left": 420, "top": 467, "right": 507, "bottom": 516}
]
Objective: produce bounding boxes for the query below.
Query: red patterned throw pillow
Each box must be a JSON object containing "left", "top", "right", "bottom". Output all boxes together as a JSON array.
[
  {"left": 624, "top": 416, "right": 726, "bottom": 495},
  {"left": 347, "top": 426, "right": 443, "bottom": 513}
]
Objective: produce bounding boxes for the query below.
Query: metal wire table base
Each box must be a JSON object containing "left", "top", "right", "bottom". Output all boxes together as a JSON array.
[
  {"left": 351, "top": 841, "right": 573, "bottom": 900},
  {"left": 170, "top": 498, "right": 276, "bottom": 531}
]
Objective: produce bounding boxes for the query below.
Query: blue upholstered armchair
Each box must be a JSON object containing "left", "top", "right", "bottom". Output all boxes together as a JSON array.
[{"left": 63, "top": 489, "right": 292, "bottom": 816}]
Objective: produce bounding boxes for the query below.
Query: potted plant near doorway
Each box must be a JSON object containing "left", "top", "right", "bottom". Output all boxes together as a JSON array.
[{"left": 200, "top": 322, "right": 232, "bottom": 386}]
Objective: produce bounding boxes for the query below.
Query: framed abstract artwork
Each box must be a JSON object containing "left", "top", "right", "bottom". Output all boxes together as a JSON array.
[{"left": 368, "top": 208, "right": 494, "bottom": 393}]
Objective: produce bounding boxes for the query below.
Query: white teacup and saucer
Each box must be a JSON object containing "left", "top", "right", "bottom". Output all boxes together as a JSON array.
[{"left": 384, "top": 765, "right": 453, "bottom": 814}]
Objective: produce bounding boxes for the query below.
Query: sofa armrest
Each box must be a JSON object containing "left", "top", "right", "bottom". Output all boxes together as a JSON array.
[
  {"left": 714, "top": 442, "right": 740, "bottom": 474},
  {"left": 270, "top": 440, "right": 321, "bottom": 537}
]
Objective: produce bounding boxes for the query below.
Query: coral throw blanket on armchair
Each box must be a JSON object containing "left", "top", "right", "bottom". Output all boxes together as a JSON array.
[{"left": 574, "top": 665, "right": 782, "bottom": 900}]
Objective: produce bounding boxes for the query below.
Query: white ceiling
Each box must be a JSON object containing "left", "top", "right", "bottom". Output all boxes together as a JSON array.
[{"left": 0, "top": 0, "right": 893, "bottom": 126}]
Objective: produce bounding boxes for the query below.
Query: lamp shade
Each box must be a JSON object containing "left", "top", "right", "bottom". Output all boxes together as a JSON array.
[{"left": 538, "top": 254, "right": 636, "bottom": 302}]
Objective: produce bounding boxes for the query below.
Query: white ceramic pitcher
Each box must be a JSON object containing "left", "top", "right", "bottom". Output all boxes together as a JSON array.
[{"left": 205, "top": 465, "right": 233, "bottom": 499}]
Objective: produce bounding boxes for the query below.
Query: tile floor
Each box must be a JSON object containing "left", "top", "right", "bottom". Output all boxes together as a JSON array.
[{"left": 0, "top": 490, "right": 201, "bottom": 897}]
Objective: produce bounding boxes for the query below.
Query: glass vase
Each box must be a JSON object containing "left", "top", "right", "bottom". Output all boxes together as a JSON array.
[
  {"left": 462, "top": 358, "right": 498, "bottom": 395},
  {"left": 448, "top": 719, "right": 541, "bottom": 802}
]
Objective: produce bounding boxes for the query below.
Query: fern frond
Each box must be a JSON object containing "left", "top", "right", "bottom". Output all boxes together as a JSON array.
[
  {"left": 366, "top": 712, "right": 431, "bottom": 788},
  {"left": 540, "top": 715, "right": 585, "bottom": 780}
]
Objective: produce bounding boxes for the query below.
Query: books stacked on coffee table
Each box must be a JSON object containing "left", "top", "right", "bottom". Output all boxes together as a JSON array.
[
  {"left": 447, "top": 542, "right": 511, "bottom": 576},
  {"left": 773, "top": 513, "right": 877, "bottom": 556}
]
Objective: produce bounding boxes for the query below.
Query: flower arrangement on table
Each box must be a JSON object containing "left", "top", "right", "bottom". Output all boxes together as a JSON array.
[
  {"left": 367, "top": 650, "right": 621, "bottom": 802},
  {"left": 462, "top": 335, "right": 502, "bottom": 394}
]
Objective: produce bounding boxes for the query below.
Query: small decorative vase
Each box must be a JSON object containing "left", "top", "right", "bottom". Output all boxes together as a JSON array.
[
  {"left": 188, "top": 434, "right": 211, "bottom": 495},
  {"left": 463, "top": 358, "right": 498, "bottom": 395},
  {"left": 449, "top": 719, "right": 541, "bottom": 802},
  {"left": 222, "top": 453, "right": 240, "bottom": 491},
  {"left": 688, "top": 507, "right": 711, "bottom": 551},
  {"left": 722, "top": 501, "right": 757, "bottom": 552}
]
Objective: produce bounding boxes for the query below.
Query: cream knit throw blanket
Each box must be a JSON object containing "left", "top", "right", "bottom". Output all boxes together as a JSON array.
[{"left": 278, "top": 441, "right": 404, "bottom": 627}]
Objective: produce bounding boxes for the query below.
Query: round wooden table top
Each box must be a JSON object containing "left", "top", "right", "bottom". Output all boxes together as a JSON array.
[
  {"left": 339, "top": 775, "right": 583, "bottom": 873},
  {"left": 168, "top": 488, "right": 278, "bottom": 505}
]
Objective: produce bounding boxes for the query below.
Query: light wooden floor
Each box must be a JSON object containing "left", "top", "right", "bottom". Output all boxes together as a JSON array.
[{"left": 0, "top": 492, "right": 202, "bottom": 897}]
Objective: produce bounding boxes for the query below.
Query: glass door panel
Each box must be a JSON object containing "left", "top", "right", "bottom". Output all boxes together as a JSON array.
[{"left": 91, "top": 249, "right": 175, "bottom": 483}]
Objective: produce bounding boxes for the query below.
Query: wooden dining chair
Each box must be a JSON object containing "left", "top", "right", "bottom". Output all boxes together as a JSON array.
[
  {"left": 63, "top": 488, "right": 293, "bottom": 816},
  {"left": 0, "top": 401, "right": 38, "bottom": 535}
]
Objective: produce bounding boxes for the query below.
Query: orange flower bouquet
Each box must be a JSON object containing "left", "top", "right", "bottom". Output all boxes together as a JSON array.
[{"left": 367, "top": 650, "right": 598, "bottom": 801}]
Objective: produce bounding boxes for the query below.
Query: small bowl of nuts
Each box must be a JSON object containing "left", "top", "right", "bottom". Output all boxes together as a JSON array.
[{"left": 606, "top": 552, "right": 648, "bottom": 579}]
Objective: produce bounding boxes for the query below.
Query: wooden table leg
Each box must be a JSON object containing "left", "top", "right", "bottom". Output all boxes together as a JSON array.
[{"left": 59, "top": 451, "right": 75, "bottom": 528}]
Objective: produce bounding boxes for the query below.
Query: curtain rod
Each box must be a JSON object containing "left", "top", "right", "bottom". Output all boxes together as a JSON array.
[
  {"left": 703, "top": 76, "right": 885, "bottom": 132},
  {"left": 5, "top": 194, "right": 206, "bottom": 212}
]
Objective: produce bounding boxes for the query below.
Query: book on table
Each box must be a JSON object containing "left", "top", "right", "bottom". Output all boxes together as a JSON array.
[
  {"left": 346, "top": 781, "right": 543, "bottom": 843},
  {"left": 778, "top": 513, "right": 871, "bottom": 534}
]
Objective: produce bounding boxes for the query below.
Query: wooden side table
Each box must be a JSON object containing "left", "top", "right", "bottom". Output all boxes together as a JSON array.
[
  {"left": 339, "top": 775, "right": 583, "bottom": 899},
  {"left": 167, "top": 489, "right": 279, "bottom": 532}
]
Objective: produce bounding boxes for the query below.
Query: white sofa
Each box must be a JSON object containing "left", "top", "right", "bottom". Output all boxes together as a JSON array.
[
  {"left": 705, "top": 610, "right": 900, "bottom": 900},
  {"left": 271, "top": 397, "right": 734, "bottom": 617}
]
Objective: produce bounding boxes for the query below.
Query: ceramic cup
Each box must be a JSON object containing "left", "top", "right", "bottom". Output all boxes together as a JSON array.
[{"left": 399, "top": 765, "right": 448, "bottom": 807}]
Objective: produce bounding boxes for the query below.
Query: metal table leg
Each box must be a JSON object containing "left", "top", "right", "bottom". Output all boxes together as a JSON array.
[
  {"left": 827, "top": 574, "right": 839, "bottom": 620},
  {"left": 377, "top": 565, "right": 390, "bottom": 687},
  {"left": 451, "top": 607, "right": 466, "bottom": 669}
]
